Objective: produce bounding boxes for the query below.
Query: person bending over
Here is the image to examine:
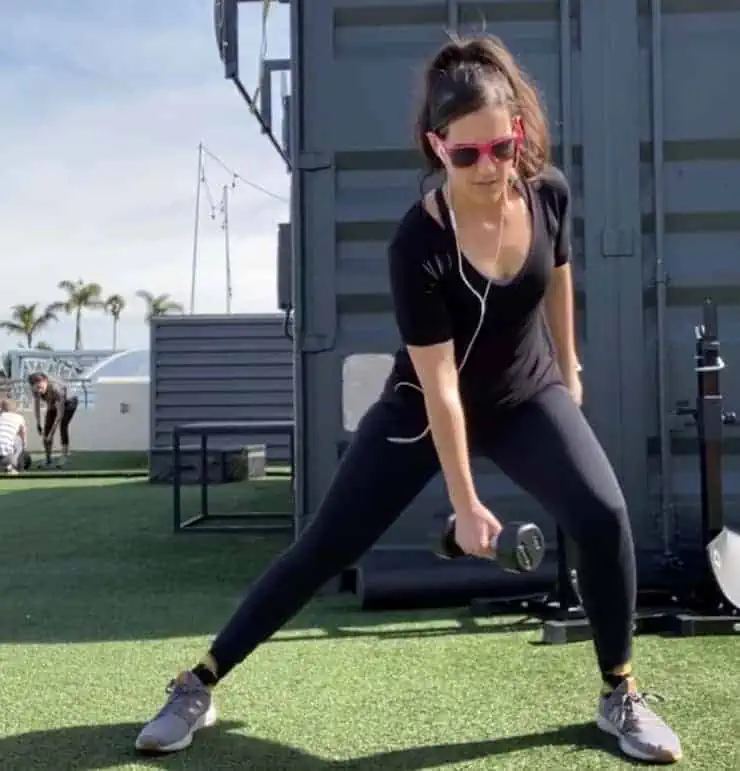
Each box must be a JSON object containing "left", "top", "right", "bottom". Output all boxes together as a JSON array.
[
  {"left": 135, "top": 34, "right": 682, "bottom": 765},
  {"left": 28, "top": 372, "right": 79, "bottom": 468},
  {"left": 0, "top": 398, "right": 27, "bottom": 474}
]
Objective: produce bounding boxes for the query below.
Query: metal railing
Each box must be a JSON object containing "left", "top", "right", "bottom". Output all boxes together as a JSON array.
[
  {"left": 3, "top": 378, "right": 96, "bottom": 411},
  {"left": 2, "top": 350, "right": 115, "bottom": 410}
]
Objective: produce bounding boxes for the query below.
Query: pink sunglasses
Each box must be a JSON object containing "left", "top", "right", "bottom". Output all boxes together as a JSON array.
[{"left": 443, "top": 134, "right": 520, "bottom": 168}]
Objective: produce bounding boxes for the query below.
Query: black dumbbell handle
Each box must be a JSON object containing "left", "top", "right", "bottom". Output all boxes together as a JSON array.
[{"left": 440, "top": 519, "right": 499, "bottom": 559}]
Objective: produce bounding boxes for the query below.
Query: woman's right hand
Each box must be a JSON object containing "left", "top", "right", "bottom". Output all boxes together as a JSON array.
[{"left": 454, "top": 501, "right": 503, "bottom": 558}]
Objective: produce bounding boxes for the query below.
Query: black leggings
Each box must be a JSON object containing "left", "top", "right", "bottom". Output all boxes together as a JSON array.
[
  {"left": 209, "top": 383, "right": 636, "bottom": 680},
  {"left": 44, "top": 398, "right": 78, "bottom": 447}
]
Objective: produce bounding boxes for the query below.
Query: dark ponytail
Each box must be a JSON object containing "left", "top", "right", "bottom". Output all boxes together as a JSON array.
[{"left": 415, "top": 33, "right": 551, "bottom": 187}]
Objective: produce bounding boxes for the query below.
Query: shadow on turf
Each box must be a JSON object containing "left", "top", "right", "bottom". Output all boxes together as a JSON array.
[
  {"left": 0, "top": 719, "right": 642, "bottom": 769},
  {"left": 272, "top": 615, "right": 542, "bottom": 643},
  {"left": 0, "top": 481, "right": 550, "bottom": 646}
]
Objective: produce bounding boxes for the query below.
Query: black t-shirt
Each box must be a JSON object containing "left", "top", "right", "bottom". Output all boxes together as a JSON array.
[{"left": 384, "top": 164, "right": 571, "bottom": 413}]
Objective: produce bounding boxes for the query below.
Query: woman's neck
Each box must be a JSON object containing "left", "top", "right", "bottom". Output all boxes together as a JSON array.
[{"left": 444, "top": 179, "right": 512, "bottom": 226}]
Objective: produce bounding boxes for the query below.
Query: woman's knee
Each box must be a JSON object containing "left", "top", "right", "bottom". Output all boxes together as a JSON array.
[
  {"left": 273, "top": 519, "right": 360, "bottom": 591},
  {"left": 569, "top": 487, "right": 632, "bottom": 546}
]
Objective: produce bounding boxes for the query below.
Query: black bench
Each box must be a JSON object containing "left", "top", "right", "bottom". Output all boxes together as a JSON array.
[{"left": 172, "top": 420, "right": 295, "bottom": 534}]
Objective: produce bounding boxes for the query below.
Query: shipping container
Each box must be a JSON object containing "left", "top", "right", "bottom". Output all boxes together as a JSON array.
[{"left": 290, "top": 0, "right": 740, "bottom": 575}]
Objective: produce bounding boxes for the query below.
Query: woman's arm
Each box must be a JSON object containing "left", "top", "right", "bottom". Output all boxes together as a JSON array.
[
  {"left": 407, "top": 343, "right": 478, "bottom": 510},
  {"left": 388, "top": 226, "right": 480, "bottom": 511},
  {"left": 33, "top": 395, "right": 41, "bottom": 429},
  {"left": 543, "top": 168, "right": 581, "bottom": 379},
  {"left": 48, "top": 391, "right": 66, "bottom": 437},
  {"left": 544, "top": 262, "right": 580, "bottom": 376}
]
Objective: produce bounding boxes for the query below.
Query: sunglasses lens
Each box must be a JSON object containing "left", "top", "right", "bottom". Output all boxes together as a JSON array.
[
  {"left": 449, "top": 147, "right": 480, "bottom": 168},
  {"left": 492, "top": 139, "right": 516, "bottom": 160}
]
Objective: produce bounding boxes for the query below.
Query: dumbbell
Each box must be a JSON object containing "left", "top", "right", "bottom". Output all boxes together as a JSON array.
[{"left": 435, "top": 515, "right": 545, "bottom": 574}]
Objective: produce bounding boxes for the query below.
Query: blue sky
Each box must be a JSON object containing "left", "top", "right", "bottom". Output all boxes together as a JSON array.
[{"left": 0, "top": 0, "right": 291, "bottom": 354}]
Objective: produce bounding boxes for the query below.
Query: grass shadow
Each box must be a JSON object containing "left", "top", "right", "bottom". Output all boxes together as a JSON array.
[
  {"left": 0, "top": 719, "right": 635, "bottom": 770},
  {"left": 0, "top": 478, "right": 543, "bottom": 646}
]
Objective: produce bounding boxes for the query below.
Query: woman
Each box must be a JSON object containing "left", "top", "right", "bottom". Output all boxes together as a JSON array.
[
  {"left": 135, "top": 34, "right": 682, "bottom": 764},
  {"left": 28, "top": 372, "right": 78, "bottom": 468}
]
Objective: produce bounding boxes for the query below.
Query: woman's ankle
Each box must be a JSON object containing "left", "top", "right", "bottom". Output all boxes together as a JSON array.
[
  {"left": 601, "top": 661, "right": 634, "bottom": 694},
  {"left": 192, "top": 653, "right": 219, "bottom": 688}
]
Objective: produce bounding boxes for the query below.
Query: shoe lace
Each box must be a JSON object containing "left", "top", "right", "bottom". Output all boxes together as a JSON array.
[
  {"left": 155, "top": 675, "right": 207, "bottom": 721},
  {"left": 616, "top": 690, "right": 666, "bottom": 734}
]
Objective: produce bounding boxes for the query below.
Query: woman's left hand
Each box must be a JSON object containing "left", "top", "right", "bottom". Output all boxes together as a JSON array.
[{"left": 564, "top": 369, "right": 583, "bottom": 406}]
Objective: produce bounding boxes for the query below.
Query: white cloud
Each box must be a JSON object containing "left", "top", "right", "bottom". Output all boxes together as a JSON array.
[{"left": 0, "top": 1, "right": 292, "bottom": 354}]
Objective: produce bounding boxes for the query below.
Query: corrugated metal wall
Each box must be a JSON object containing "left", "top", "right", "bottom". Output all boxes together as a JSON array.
[
  {"left": 292, "top": 0, "right": 740, "bottom": 559},
  {"left": 639, "top": 0, "right": 740, "bottom": 548},
  {"left": 292, "top": 0, "right": 582, "bottom": 547},
  {"left": 149, "top": 314, "right": 294, "bottom": 471}
]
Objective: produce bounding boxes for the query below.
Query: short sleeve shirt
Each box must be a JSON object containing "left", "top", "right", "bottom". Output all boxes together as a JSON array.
[{"left": 385, "top": 165, "right": 572, "bottom": 410}]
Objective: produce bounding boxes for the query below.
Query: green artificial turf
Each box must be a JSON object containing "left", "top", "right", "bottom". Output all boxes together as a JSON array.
[
  {"left": 11, "top": 451, "right": 150, "bottom": 479},
  {"left": 27, "top": 450, "right": 149, "bottom": 470},
  {"left": 0, "top": 476, "right": 737, "bottom": 770}
]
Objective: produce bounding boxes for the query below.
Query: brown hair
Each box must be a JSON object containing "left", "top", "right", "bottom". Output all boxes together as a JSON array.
[
  {"left": 415, "top": 33, "right": 550, "bottom": 183},
  {"left": 0, "top": 398, "right": 16, "bottom": 413}
]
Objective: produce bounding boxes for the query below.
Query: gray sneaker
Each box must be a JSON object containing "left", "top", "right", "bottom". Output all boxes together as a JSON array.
[
  {"left": 135, "top": 671, "right": 217, "bottom": 753},
  {"left": 596, "top": 679, "right": 682, "bottom": 763}
]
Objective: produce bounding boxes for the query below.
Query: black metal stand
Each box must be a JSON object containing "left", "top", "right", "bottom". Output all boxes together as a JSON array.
[
  {"left": 468, "top": 529, "right": 591, "bottom": 638},
  {"left": 671, "top": 298, "right": 739, "bottom": 634},
  {"left": 525, "top": 530, "right": 592, "bottom": 644},
  {"left": 172, "top": 420, "right": 295, "bottom": 534},
  {"left": 524, "top": 529, "right": 684, "bottom": 645},
  {"left": 509, "top": 298, "right": 740, "bottom": 644}
]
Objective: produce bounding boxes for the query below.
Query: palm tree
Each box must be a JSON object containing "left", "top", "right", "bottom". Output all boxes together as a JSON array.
[
  {"left": 0, "top": 303, "right": 59, "bottom": 348},
  {"left": 136, "top": 291, "right": 185, "bottom": 323},
  {"left": 104, "top": 294, "right": 126, "bottom": 350},
  {"left": 52, "top": 279, "right": 104, "bottom": 350}
]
